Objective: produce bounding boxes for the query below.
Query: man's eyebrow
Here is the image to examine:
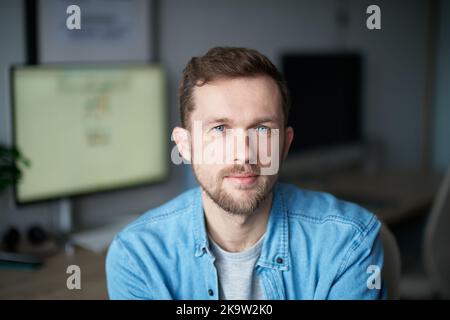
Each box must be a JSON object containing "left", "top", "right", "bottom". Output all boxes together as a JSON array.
[
  {"left": 203, "top": 116, "right": 278, "bottom": 126},
  {"left": 251, "top": 117, "right": 278, "bottom": 124},
  {"left": 203, "top": 117, "right": 233, "bottom": 126}
]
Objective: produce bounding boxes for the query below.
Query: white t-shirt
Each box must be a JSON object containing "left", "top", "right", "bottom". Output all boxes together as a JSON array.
[{"left": 208, "top": 235, "right": 265, "bottom": 300}]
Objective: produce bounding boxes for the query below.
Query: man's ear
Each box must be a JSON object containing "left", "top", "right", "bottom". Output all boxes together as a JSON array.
[
  {"left": 282, "top": 126, "right": 294, "bottom": 161},
  {"left": 172, "top": 127, "right": 192, "bottom": 163}
]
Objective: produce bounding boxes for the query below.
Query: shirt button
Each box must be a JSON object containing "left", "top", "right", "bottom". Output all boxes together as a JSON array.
[
  {"left": 208, "top": 289, "right": 214, "bottom": 296},
  {"left": 276, "top": 257, "right": 283, "bottom": 264}
]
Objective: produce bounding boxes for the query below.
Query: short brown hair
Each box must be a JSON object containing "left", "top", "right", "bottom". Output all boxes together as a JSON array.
[{"left": 178, "top": 47, "right": 290, "bottom": 129}]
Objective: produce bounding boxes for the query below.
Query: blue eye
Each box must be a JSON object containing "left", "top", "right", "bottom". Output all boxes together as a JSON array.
[
  {"left": 212, "top": 125, "right": 225, "bottom": 133},
  {"left": 256, "top": 125, "right": 270, "bottom": 133}
]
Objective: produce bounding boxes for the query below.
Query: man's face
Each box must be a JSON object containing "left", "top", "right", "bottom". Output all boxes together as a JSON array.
[{"left": 176, "top": 76, "right": 293, "bottom": 216}]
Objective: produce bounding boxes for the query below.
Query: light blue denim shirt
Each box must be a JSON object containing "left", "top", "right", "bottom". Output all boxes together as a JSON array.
[{"left": 106, "top": 182, "right": 388, "bottom": 300}]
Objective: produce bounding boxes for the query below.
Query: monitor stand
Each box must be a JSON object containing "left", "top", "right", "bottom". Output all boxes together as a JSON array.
[
  {"left": 53, "top": 198, "right": 74, "bottom": 253},
  {"left": 56, "top": 198, "right": 72, "bottom": 234}
]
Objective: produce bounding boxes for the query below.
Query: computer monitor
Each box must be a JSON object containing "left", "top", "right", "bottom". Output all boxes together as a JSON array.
[
  {"left": 281, "top": 53, "right": 364, "bottom": 175},
  {"left": 11, "top": 64, "right": 168, "bottom": 204}
]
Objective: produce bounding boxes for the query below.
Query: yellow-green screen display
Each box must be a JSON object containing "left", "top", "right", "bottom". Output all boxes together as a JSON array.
[{"left": 13, "top": 65, "right": 168, "bottom": 203}]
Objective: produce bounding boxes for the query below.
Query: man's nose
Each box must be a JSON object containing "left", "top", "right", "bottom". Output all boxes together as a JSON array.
[{"left": 229, "top": 129, "right": 256, "bottom": 164}]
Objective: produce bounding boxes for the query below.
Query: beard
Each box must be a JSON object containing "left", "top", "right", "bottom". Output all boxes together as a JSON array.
[{"left": 192, "top": 163, "right": 275, "bottom": 216}]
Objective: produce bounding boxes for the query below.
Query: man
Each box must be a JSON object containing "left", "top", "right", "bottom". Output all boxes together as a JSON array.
[{"left": 106, "top": 47, "right": 387, "bottom": 299}]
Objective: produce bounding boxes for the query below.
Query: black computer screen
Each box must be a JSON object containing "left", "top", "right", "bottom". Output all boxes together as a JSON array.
[{"left": 282, "top": 53, "right": 362, "bottom": 153}]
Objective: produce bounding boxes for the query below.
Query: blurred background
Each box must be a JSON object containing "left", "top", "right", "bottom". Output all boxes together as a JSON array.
[{"left": 0, "top": 0, "right": 449, "bottom": 299}]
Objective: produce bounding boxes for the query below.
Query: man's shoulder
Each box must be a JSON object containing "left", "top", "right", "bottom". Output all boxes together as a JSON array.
[
  {"left": 277, "top": 182, "right": 380, "bottom": 235},
  {"left": 117, "top": 186, "right": 199, "bottom": 239}
]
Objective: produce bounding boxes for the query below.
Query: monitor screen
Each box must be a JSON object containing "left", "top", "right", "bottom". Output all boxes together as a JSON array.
[
  {"left": 11, "top": 65, "right": 168, "bottom": 203},
  {"left": 282, "top": 53, "right": 362, "bottom": 153}
]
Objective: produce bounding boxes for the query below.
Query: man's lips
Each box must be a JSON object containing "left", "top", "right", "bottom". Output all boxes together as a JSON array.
[
  {"left": 227, "top": 173, "right": 258, "bottom": 178},
  {"left": 225, "top": 173, "right": 259, "bottom": 185}
]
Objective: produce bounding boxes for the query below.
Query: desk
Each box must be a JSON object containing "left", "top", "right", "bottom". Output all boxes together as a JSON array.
[
  {"left": 0, "top": 248, "right": 107, "bottom": 299},
  {"left": 284, "top": 169, "right": 441, "bottom": 226}
]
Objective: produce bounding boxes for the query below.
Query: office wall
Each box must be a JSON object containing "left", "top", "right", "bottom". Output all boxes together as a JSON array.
[
  {"left": 345, "top": 0, "right": 430, "bottom": 169},
  {"left": 432, "top": 0, "right": 450, "bottom": 172},
  {"left": 0, "top": 0, "right": 432, "bottom": 234}
]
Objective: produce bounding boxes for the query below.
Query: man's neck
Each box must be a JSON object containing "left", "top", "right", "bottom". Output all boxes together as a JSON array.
[{"left": 202, "top": 190, "right": 273, "bottom": 253}]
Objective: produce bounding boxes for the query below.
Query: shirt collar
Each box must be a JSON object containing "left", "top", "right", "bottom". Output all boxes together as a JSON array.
[{"left": 191, "top": 182, "right": 290, "bottom": 271}]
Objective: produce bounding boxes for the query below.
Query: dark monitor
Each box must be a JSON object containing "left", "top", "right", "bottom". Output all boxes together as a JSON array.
[{"left": 282, "top": 53, "right": 363, "bottom": 153}]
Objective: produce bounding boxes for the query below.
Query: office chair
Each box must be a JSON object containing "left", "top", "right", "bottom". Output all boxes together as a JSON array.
[
  {"left": 380, "top": 223, "right": 401, "bottom": 299},
  {"left": 423, "top": 164, "right": 450, "bottom": 299},
  {"left": 399, "top": 165, "right": 450, "bottom": 299}
]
